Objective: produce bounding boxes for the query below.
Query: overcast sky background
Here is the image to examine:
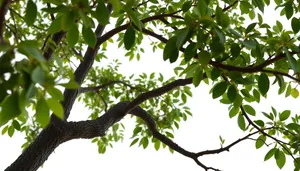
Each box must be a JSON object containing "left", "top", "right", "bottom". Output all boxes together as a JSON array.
[{"left": 0, "top": 2, "right": 299, "bottom": 171}]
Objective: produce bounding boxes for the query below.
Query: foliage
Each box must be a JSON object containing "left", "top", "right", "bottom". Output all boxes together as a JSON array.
[{"left": 1, "top": 0, "right": 300, "bottom": 170}]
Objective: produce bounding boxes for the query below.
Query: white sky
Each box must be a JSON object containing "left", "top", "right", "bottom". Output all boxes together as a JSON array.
[{"left": 0, "top": 2, "right": 299, "bottom": 171}]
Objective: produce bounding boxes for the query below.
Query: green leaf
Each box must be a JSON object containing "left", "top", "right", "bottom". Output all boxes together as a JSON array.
[
  {"left": 243, "top": 105, "right": 256, "bottom": 116},
  {"left": 197, "top": 0, "right": 208, "bottom": 17},
  {"left": 198, "top": 51, "right": 211, "bottom": 66},
  {"left": 285, "top": 1, "right": 293, "bottom": 19},
  {"left": 130, "top": 138, "right": 139, "bottom": 147},
  {"left": 142, "top": 137, "right": 148, "bottom": 149},
  {"left": 126, "top": 9, "right": 143, "bottom": 31},
  {"left": 31, "top": 66, "right": 45, "bottom": 85},
  {"left": 48, "top": 16, "right": 62, "bottom": 34},
  {"left": 61, "top": 10, "right": 77, "bottom": 31},
  {"left": 216, "top": 6, "right": 230, "bottom": 28},
  {"left": 124, "top": 26, "right": 136, "bottom": 50},
  {"left": 264, "top": 148, "right": 276, "bottom": 161},
  {"left": 275, "top": 150, "right": 286, "bottom": 169},
  {"left": 291, "top": 17, "right": 300, "bottom": 33},
  {"left": 253, "top": 0, "right": 264, "bottom": 12},
  {"left": 46, "top": 87, "right": 64, "bottom": 101},
  {"left": 279, "top": 110, "right": 290, "bottom": 121},
  {"left": 184, "top": 42, "right": 196, "bottom": 62},
  {"left": 291, "top": 88, "right": 299, "bottom": 98},
  {"left": 95, "top": 0, "right": 110, "bottom": 25},
  {"left": 227, "top": 85, "right": 237, "bottom": 102},
  {"left": 0, "top": 93, "right": 21, "bottom": 126},
  {"left": 182, "top": 1, "right": 192, "bottom": 12},
  {"left": 241, "top": 40, "right": 256, "bottom": 49},
  {"left": 246, "top": 23, "right": 257, "bottom": 34},
  {"left": 176, "top": 28, "right": 190, "bottom": 49},
  {"left": 254, "top": 120, "right": 264, "bottom": 127},
  {"left": 82, "top": 27, "right": 97, "bottom": 48},
  {"left": 35, "top": 97, "right": 50, "bottom": 127},
  {"left": 67, "top": 24, "right": 79, "bottom": 48},
  {"left": 229, "top": 107, "right": 239, "bottom": 118},
  {"left": 46, "top": 98, "right": 64, "bottom": 119},
  {"left": 154, "top": 141, "right": 160, "bottom": 151},
  {"left": 237, "top": 114, "right": 246, "bottom": 131},
  {"left": 25, "top": 0, "right": 37, "bottom": 26},
  {"left": 212, "top": 81, "right": 228, "bottom": 99},
  {"left": 193, "top": 68, "right": 203, "bottom": 87},
  {"left": 230, "top": 43, "right": 241, "bottom": 58},
  {"left": 258, "top": 73, "right": 269, "bottom": 96},
  {"left": 8, "top": 125, "right": 14, "bottom": 137},
  {"left": 59, "top": 81, "right": 79, "bottom": 89},
  {"left": 255, "top": 135, "right": 266, "bottom": 149},
  {"left": 284, "top": 47, "right": 298, "bottom": 73},
  {"left": 18, "top": 41, "right": 46, "bottom": 62},
  {"left": 12, "top": 120, "right": 21, "bottom": 131},
  {"left": 163, "top": 36, "right": 179, "bottom": 63}
]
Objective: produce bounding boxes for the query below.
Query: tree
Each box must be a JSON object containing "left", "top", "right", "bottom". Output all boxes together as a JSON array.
[{"left": 1, "top": 0, "right": 300, "bottom": 170}]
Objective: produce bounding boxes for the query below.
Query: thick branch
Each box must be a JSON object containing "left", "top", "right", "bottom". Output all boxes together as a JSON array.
[
  {"left": 0, "top": 0, "right": 11, "bottom": 43},
  {"left": 125, "top": 78, "right": 192, "bottom": 113}
]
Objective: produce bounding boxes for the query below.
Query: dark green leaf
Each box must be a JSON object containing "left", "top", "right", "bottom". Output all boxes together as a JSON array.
[
  {"left": 82, "top": 27, "right": 97, "bottom": 48},
  {"left": 182, "top": 1, "right": 192, "bottom": 12},
  {"left": 246, "top": 23, "right": 257, "bottom": 34},
  {"left": 176, "top": 28, "right": 190, "bottom": 49},
  {"left": 12, "top": 120, "right": 21, "bottom": 131},
  {"left": 291, "top": 17, "right": 300, "bottom": 33},
  {"left": 0, "top": 93, "right": 21, "bottom": 126},
  {"left": 230, "top": 43, "right": 241, "bottom": 58},
  {"left": 61, "top": 10, "right": 77, "bottom": 31},
  {"left": 163, "top": 37, "right": 179, "bottom": 63},
  {"left": 254, "top": 0, "right": 264, "bottom": 12},
  {"left": 184, "top": 43, "right": 196, "bottom": 62},
  {"left": 227, "top": 85, "right": 237, "bottom": 102},
  {"left": 285, "top": 1, "right": 293, "bottom": 19},
  {"left": 258, "top": 73, "right": 269, "bottom": 96},
  {"left": 198, "top": 51, "right": 211, "bottom": 66},
  {"left": 25, "top": 0, "right": 37, "bottom": 26},
  {"left": 241, "top": 40, "right": 256, "bottom": 49},
  {"left": 124, "top": 26, "right": 136, "bottom": 50},
  {"left": 212, "top": 81, "right": 228, "bottom": 99},
  {"left": 95, "top": 0, "right": 110, "bottom": 25},
  {"left": 8, "top": 125, "right": 14, "bottom": 137},
  {"left": 126, "top": 9, "right": 143, "bottom": 30}
]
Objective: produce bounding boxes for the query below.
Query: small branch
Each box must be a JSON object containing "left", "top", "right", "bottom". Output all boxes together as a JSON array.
[
  {"left": 0, "top": 0, "right": 11, "bottom": 43},
  {"left": 241, "top": 106, "right": 297, "bottom": 162},
  {"left": 125, "top": 78, "right": 192, "bottom": 113},
  {"left": 79, "top": 80, "right": 137, "bottom": 93}
]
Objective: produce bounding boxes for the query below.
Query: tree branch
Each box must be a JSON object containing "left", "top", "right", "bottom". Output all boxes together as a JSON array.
[
  {"left": 79, "top": 80, "right": 137, "bottom": 93},
  {"left": 0, "top": 0, "right": 11, "bottom": 43}
]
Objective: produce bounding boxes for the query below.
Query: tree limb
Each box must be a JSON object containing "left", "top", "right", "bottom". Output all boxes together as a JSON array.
[
  {"left": 79, "top": 80, "right": 137, "bottom": 94},
  {"left": 0, "top": 0, "right": 11, "bottom": 43}
]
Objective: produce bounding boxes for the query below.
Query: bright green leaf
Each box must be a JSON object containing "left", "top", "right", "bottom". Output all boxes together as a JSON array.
[
  {"left": 255, "top": 135, "right": 266, "bottom": 149},
  {"left": 46, "top": 98, "right": 64, "bottom": 119},
  {"left": 46, "top": 87, "right": 64, "bottom": 101},
  {"left": 291, "top": 88, "right": 299, "bottom": 98},
  {"left": 35, "top": 97, "right": 50, "bottom": 127},
  {"left": 67, "top": 24, "right": 79, "bottom": 48},
  {"left": 243, "top": 105, "right": 256, "bottom": 116},
  {"left": 264, "top": 148, "right": 276, "bottom": 161},
  {"left": 279, "top": 110, "right": 290, "bottom": 121}
]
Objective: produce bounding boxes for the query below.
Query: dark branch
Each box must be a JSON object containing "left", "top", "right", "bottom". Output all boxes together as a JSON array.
[
  {"left": 0, "top": 0, "right": 11, "bottom": 43},
  {"left": 79, "top": 80, "right": 137, "bottom": 93}
]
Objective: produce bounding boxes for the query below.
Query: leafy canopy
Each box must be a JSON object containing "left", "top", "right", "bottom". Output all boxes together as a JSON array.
[{"left": 1, "top": 0, "right": 300, "bottom": 170}]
